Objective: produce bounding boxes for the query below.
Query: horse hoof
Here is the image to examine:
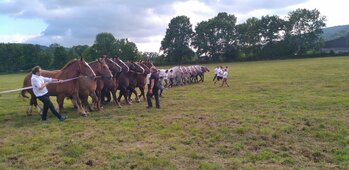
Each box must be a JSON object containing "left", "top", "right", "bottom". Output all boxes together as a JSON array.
[
  {"left": 27, "top": 113, "right": 32, "bottom": 116},
  {"left": 82, "top": 113, "right": 87, "bottom": 117}
]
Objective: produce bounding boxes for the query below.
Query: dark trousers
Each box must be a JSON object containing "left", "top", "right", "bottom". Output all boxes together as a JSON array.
[
  {"left": 169, "top": 78, "right": 174, "bottom": 87},
  {"left": 37, "top": 93, "right": 62, "bottom": 120},
  {"left": 146, "top": 89, "right": 160, "bottom": 108}
]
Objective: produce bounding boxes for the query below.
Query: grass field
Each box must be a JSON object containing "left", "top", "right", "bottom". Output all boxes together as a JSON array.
[{"left": 0, "top": 57, "right": 348, "bottom": 169}]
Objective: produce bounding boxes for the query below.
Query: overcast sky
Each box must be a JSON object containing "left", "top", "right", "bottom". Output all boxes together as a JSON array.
[{"left": 1, "top": 0, "right": 348, "bottom": 52}]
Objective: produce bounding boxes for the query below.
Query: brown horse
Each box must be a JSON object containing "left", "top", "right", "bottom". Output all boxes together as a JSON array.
[
  {"left": 21, "top": 58, "right": 96, "bottom": 116},
  {"left": 100, "top": 56, "right": 123, "bottom": 108},
  {"left": 118, "top": 61, "right": 144, "bottom": 104},
  {"left": 107, "top": 57, "right": 132, "bottom": 105},
  {"left": 78, "top": 58, "right": 113, "bottom": 112},
  {"left": 133, "top": 62, "right": 150, "bottom": 101}
]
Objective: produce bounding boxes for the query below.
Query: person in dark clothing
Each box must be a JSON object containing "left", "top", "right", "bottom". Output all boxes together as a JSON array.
[
  {"left": 168, "top": 70, "right": 174, "bottom": 88},
  {"left": 30, "top": 66, "right": 66, "bottom": 121},
  {"left": 146, "top": 67, "right": 160, "bottom": 109}
]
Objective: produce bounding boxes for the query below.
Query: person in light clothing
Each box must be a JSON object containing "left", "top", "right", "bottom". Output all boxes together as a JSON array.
[
  {"left": 214, "top": 66, "right": 223, "bottom": 84},
  {"left": 221, "top": 68, "right": 229, "bottom": 87},
  {"left": 163, "top": 70, "right": 169, "bottom": 88},
  {"left": 31, "top": 66, "right": 66, "bottom": 121},
  {"left": 213, "top": 66, "right": 219, "bottom": 81}
]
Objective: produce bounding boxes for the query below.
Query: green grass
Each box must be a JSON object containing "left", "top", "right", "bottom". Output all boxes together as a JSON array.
[{"left": 0, "top": 56, "right": 348, "bottom": 169}]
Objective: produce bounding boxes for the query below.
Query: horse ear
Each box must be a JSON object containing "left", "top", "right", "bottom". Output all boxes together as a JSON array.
[{"left": 80, "top": 57, "right": 84, "bottom": 61}]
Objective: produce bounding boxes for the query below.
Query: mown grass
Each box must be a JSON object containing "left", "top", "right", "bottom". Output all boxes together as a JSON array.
[{"left": 0, "top": 56, "right": 348, "bottom": 169}]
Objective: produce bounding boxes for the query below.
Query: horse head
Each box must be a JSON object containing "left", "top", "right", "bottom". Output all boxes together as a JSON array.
[
  {"left": 202, "top": 66, "right": 209, "bottom": 72},
  {"left": 139, "top": 62, "right": 150, "bottom": 74},
  {"left": 113, "top": 57, "right": 129, "bottom": 72},
  {"left": 89, "top": 58, "right": 113, "bottom": 79},
  {"left": 127, "top": 62, "right": 144, "bottom": 74},
  {"left": 141, "top": 61, "right": 154, "bottom": 69},
  {"left": 104, "top": 57, "right": 122, "bottom": 74},
  {"left": 78, "top": 57, "right": 96, "bottom": 78},
  {"left": 60, "top": 58, "right": 95, "bottom": 78}
]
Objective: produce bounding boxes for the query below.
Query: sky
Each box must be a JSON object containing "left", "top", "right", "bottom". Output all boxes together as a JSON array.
[{"left": 0, "top": 0, "right": 348, "bottom": 52}]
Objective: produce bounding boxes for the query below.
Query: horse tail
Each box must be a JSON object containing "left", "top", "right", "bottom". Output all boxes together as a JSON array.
[
  {"left": 21, "top": 89, "right": 29, "bottom": 98},
  {"left": 21, "top": 73, "right": 32, "bottom": 98}
]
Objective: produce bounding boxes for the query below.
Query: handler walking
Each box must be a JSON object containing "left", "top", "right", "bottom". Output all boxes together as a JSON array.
[
  {"left": 146, "top": 67, "right": 160, "bottom": 109},
  {"left": 31, "top": 66, "right": 66, "bottom": 121},
  {"left": 220, "top": 68, "right": 229, "bottom": 87}
]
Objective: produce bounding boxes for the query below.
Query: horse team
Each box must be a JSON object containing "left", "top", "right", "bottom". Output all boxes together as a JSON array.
[
  {"left": 161, "top": 65, "right": 210, "bottom": 87},
  {"left": 21, "top": 56, "right": 209, "bottom": 116}
]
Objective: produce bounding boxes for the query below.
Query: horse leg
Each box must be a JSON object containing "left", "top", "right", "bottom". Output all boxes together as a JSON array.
[
  {"left": 111, "top": 88, "right": 121, "bottom": 108},
  {"left": 106, "top": 89, "right": 111, "bottom": 103},
  {"left": 129, "top": 87, "right": 140, "bottom": 103},
  {"left": 95, "top": 90, "right": 102, "bottom": 110},
  {"left": 127, "top": 88, "right": 133, "bottom": 103},
  {"left": 81, "top": 95, "right": 91, "bottom": 113},
  {"left": 88, "top": 92, "right": 98, "bottom": 112},
  {"left": 70, "top": 96, "right": 78, "bottom": 109},
  {"left": 117, "top": 89, "right": 122, "bottom": 102},
  {"left": 138, "top": 86, "right": 146, "bottom": 101},
  {"left": 132, "top": 88, "right": 140, "bottom": 103},
  {"left": 121, "top": 87, "right": 131, "bottom": 105},
  {"left": 72, "top": 94, "right": 87, "bottom": 116},
  {"left": 56, "top": 95, "right": 66, "bottom": 113},
  {"left": 28, "top": 94, "right": 41, "bottom": 116}
]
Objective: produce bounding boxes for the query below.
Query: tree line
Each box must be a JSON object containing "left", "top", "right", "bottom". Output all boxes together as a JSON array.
[
  {"left": 0, "top": 8, "right": 328, "bottom": 73},
  {"left": 159, "top": 8, "right": 327, "bottom": 64},
  {"left": 0, "top": 34, "right": 140, "bottom": 73}
]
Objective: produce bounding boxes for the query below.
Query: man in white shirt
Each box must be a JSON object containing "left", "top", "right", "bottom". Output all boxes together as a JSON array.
[
  {"left": 168, "top": 70, "right": 174, "bottom": 88},
  {"left": 163, "top": 70, "right": 169, "bottom": 88},
  {"left": 213, "top": 66, "right": 219, "bottom": 81},
  {"left": 31, "top": 66, "right": 66, "bottom": 121},
  {"left": 221, "top": 68, "right": 230, "bottom": 87},
  {"left": 214, "top": 66, "right": 223, "bottom": 84}
]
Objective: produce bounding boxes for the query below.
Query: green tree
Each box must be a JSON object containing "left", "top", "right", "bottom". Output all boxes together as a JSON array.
[
  {"left": 52, "top": 45, "right": 69, "bottom": 69},
  {"left": 259, "top": 15, "right": 285, "bottom": 45},
  {"left": 36, "top": 50, "right": 53, "bottom": 68},
  {"left": 193, "top": 12, "right": 238, "bottom": 61},
  {"left": 69, "top": 45, "right": 89, "bottom": 59},
  {"left": 236, "top": 17, "right": 262, "bottom": 58},
  {"left": 285, "top": 8, "right": 326, "bottom": 55},
  {"left": 93, "top": 32, "right": 117, "bottom": 59},
  {"left": 115, "top": 38, "right": 140, "bottom": 61},
  {"left": 161, "top": 15, "right": 194, "bottom": 64}
]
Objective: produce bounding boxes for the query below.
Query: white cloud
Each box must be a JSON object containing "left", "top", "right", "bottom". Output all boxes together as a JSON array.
[
  {"left": 172, "top": 0, "right": 215, "bottom": 25},
  {"left": 284, "top": 0, "right": 349, "bottom": 27},
  {"left": 1, "top": 0, "right": 346, "bottom": 52},
  {"left": 0, "top": 34, "right": 39, "bottom": 43}
]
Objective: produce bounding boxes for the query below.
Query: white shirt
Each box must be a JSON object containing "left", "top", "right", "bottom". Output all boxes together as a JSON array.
[
  {"left": 223, "top": 71, "right": 228, "bottom": 79},
  {"left": 146, "top": 73, "right": 151, "bottom": 85},
  {"left": 214, "top": 68, "right": 218, "bottom": 74},
  {"left": 218, "top": 68, "right": 223, "bottom": 77},
  {"left": 163, "top": 72, "right": 169, "bottom": 80},
  {"left": 168, "top": 72, "right": 174, "bottom": 78},
  {"left": 31, "top": 74, "right": 52, "bottom": 97}
]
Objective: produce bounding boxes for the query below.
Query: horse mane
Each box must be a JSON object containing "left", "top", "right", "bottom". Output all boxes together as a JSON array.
[{"left": 61, "top": 59, "right": 78, "bottom": 70}]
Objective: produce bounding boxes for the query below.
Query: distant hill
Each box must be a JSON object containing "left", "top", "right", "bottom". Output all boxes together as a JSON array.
[
  {"left": 38, "top": 44, "right": 49, "bottom": 50},
  {"left": 321, "top": 25, "right": 349, "bottom": 41}
]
